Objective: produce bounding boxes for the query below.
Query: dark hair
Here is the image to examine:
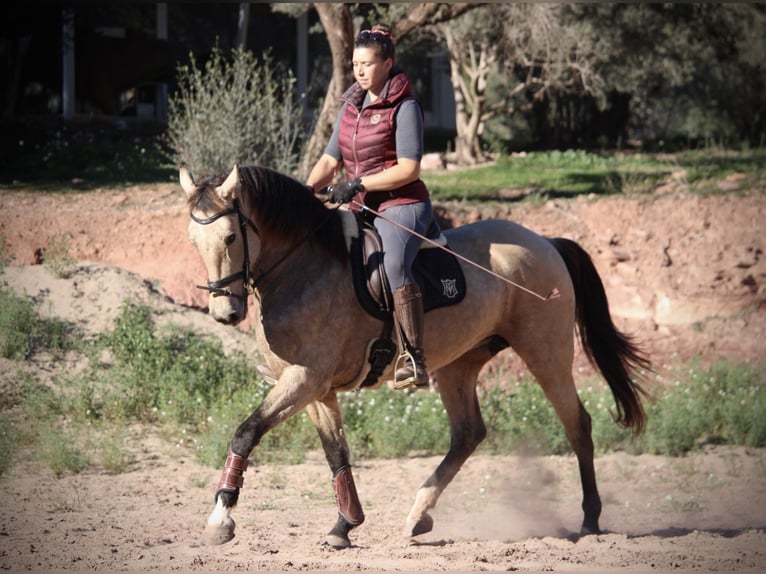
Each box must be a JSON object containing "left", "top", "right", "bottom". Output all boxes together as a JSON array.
[{"left": 354, "top": 24, "right": 395, "bottom": 63}]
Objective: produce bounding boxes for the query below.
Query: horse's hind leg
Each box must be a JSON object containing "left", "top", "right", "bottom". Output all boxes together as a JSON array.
[
  {"left": 525, "top": 359, "right": 601, "bottom": 536},
  {"left": 405, "top": 359, "right": 487, "bottom": 538},
  {"left": 305, "top": 393, "right": 365, "bottom": 549}
]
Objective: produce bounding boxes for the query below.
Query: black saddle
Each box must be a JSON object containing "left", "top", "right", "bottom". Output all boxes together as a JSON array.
[
  {"left": 339, "top": 209, "right": 466, "bottom": 388},
  {"left": 339, "top": 210, "right": 466, "bottom": 321}
]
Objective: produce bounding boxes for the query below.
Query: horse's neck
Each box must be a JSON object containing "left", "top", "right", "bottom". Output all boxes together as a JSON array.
[
  {"left": 250, "top": 241, "right": 352, "bottom": 361},
  {"left": 253, "top": 240, "right": 347, "bottom": 308}
]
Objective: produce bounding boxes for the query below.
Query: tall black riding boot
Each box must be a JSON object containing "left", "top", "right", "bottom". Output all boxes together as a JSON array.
[{"left": 393, "top": 283, "right": 430, "bottom": 389}]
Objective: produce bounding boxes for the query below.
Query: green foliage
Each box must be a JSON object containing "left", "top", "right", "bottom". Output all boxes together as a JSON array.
[
  {"left": 4, "top": 296, "right": 763, "bottom": 476},
  {"left": 92, "top": 302, "right": 261, "bottom": 424},
  {"left": 165, "top": 45, "right": 307, "bottom": 177},
  {"left": 0, "top": 287, "right": 73, "bottom": 360},
  {"left": 474, "top": 360, "right": 765, "bottom": 457},
  {"left": 561, "top": 4, "right": 766, "bottom": 148},
  {"left": 42, "top": 233, "right": 77, "bottom": 279},
  {"left": 642, "top": 360, "right": 766, "bottom": 455},
  {"left": 0, "top": 119, "right": 172, "bottom": 190},
  {"left": 425, "top": 150, "right": 668, "bottom": 201},
  {"left": 93, "top": 431, "right": 132, "bottom": 474},
  {"left": 76, "top": 301, "right": 317, "bottom": 466},
  {"left": 480, "top": 378, "right": 570, "bottom": 455},
  {"left": 0, "top": 235, "right": 14, "bottom": 274},
  {"left": 196, "top": 396, "right": 316, "bottom": 467},
  {"left": 0, "top": 415, "right": 23, "bottom": 476},
  {"left": 19, "top": 384, "right": 89, "bottom": 476},
  {"left": 35, "top": 423, "right": 90, "bottom": 477},
  {"left": 340, "top": 388, "right": 451, "bottom": 458}
]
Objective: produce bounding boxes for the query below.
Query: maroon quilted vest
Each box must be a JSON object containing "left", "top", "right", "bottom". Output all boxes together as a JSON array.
[{"left": 338, "top": 71, "right": 429, "bottom": 211}]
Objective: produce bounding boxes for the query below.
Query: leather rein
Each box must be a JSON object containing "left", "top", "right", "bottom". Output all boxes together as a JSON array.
[{"left": 191, "top": 198, "right": 340, "bottom": 300}]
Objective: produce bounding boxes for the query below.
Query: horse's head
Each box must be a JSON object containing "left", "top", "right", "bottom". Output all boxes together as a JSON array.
[{"left": 180, "top": 165, "right": 258, "bottom": 325}]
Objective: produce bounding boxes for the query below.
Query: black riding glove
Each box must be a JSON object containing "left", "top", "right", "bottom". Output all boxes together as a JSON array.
[{"left": 327, "top": 178, "right": 364, "bottom": 204}]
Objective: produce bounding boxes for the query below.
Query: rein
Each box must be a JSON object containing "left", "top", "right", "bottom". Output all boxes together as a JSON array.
[{"left": 192, "top": 198, "right": 341, "bottom": 300}]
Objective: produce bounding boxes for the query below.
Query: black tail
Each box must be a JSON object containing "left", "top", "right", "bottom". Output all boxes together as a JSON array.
[{"left": 550, "top": 237, "right": 650, "bottom": 434}]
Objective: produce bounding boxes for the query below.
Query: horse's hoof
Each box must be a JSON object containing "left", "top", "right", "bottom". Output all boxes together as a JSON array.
[
  {"left": 579, "top": 523, "right": 601, "bottom": 538},
  {"left": 323, "top": 533, "right": 352, "bottom": 549},
  {"left": 404, "top": 513, "right": 433, "bottom": 537},
  {"left": 202, "top": 521, "right": 236, "bottom": 546}
]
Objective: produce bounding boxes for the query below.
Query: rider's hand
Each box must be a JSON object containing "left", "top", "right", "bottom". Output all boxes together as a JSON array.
[{"left": 327, "top": 178, "right": 364, "bottom": 204}]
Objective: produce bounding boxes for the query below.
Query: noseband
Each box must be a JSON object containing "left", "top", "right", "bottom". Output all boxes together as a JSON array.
[{"left": 191, "top": 199, "right": 259, "bottom": 301}]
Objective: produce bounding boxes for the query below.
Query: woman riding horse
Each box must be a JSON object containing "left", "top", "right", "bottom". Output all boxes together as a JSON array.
[
  {"left": 306, "top": 25, "right": 436, "bottom": 389},
  {"left": 181, "top": 163, "right": 649, "bottom": 549}
]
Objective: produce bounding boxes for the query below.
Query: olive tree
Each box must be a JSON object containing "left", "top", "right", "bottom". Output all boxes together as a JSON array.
[
  {"left": 164, "top": 46, "right": 306, "bottom": 177},
  {"left": 272, "top": 3, "right": 481, "bottom": 177},
  {"left": 435, "top": 4, "right": 604, "bottom": 164}
]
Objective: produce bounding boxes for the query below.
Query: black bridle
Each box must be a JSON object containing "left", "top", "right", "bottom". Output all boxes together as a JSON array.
[
  {"left": 191, "top": 199, "right": 259, "bottom": 301},
  {"left": 191, "top": 197, "right": 340, "bottom": 300}
]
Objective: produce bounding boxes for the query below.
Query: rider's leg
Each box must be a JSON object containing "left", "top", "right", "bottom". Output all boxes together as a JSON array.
[
  {"left": 374, "top": 201, "right": 433, "bottom": 388},
  {"left": 393, "top": 281, "right": 429, "bottom": 387}
]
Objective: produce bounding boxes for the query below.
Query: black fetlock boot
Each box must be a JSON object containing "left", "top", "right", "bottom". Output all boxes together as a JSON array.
[{"left": 393, "top": 283, "right": 430, "bottom": 389}]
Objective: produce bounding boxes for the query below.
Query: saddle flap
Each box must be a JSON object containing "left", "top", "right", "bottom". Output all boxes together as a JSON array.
[{"left": 340, "top": 210, "right": 466, "bottom": 320}]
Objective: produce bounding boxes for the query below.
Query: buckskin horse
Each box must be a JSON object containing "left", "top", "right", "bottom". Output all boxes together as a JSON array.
[{"left": 179, "top": 164, "right": 649, "bottom": 548}]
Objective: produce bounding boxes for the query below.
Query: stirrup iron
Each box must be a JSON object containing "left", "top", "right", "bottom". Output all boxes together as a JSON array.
[
  {"left": 393, "top": 348, "right": 428, "bottom": 390},
  {"left": 393, "top": 349, "right": 415, "bottom": 390}
]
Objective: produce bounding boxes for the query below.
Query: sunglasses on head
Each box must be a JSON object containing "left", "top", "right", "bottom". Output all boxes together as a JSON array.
[{"left": 357, "top": 29, "right": 392, "bottom": 41}]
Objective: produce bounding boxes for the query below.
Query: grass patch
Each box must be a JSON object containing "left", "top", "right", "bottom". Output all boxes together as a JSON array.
[
  {"left": 3, "top": 123, "right": 762, "bottom": 198},
  {"left": 0, "top": 236, "right": 14, "bottom": 274},
  {"left": 35, "top": 423, "right": 90, "bottom": 477},
  {"left": 42, "top": 233, "right": 77, "bottom": 279},
  {"left": 1, "top": 291, "right": 763, "bottom": 477},
  {"left": 0, "top": 118, "right": 174, "bottom": 190},
  {"left": 340, "top": 388, "right": 451, "bottom": 458},
  {"left": 0, "top": 414, "right": 24, "bottom": 476},
  {"left": 643, "top": 359, "right": 766, "bottom": 455},
  {"left": 67, "top": 301, "right": 319, "bottom": 467},
  {"left": 423, "top": 148, "right": 766, "bottom": 202},
  {"left": 0, "top": 286, "right": 74, "bottom": 360}
]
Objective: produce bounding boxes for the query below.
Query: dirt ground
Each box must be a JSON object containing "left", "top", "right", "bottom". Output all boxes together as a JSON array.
[{"left": 0, "top": 173, "right": 765, "bottom": 571}]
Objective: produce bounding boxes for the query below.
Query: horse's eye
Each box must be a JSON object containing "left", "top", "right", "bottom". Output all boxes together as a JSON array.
[{"left": 225, "top": 233, "right": 236, "bottom": 246}]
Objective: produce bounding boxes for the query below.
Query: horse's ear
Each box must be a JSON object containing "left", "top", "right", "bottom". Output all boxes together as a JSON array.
[
  {"left": 179, "top": 167, "right": 196, "bottom": 197},
  {"left": 215, "top": 165, "right": 239, "bottom": 202}
]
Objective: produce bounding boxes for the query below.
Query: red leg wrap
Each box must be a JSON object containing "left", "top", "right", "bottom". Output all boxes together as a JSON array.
[
  {"left": 216, "top": 449, "right": 249, "bottom": 492},
  {"left": 332, "top": 466, "right": 365, "bottom": 526}
]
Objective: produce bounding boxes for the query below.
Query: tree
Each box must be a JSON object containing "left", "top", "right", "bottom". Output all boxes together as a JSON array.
[
  {"left": 280, "top": 3, "right": 480, "bottom": 178},
  {"left": 434, "top": 4, "right": 604, "bottom": 164},
  {"left": 299, "top": 3, "right": 355, "bottom": 179},
  {"left": 165, "top": 47, "right": 305, "bottom": 176},
  {"left": 564, "top": 3, "right": 766, "bottom": 148}
]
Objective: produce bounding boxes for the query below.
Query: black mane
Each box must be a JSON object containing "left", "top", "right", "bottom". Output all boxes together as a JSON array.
[{"left": 237, "top": 165, "right": 347, "bottom": 263}]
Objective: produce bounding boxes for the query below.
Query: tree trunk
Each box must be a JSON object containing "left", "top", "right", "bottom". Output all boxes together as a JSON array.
[
  {"left": 299, "top": 3, "right": 482, "bottom": 177},
  {"left": 236, "top": 3, "right": 250, "bottom": 49},
  {"left": 1, "top": 36, "right": 30, "bottom": 119},
  {"left": 443, "top": 26, "right": 487, "bottom": 165},
  {"left": 298, "top": 3, "right": 354, "bottom": 180}
]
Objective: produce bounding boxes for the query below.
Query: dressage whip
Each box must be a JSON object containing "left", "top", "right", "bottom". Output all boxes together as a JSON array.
[{"left": 350, "top": 200, "right": 560, "bottom": 302}]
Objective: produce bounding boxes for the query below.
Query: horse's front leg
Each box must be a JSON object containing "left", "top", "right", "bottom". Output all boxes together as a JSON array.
[
  {"left": 405, "top": 361, "right": 487, "bottom": 538},
  {"left": 203, "top": 365, "right": 327, "bottom": 545},
  {"left": 305, "top": 393, "right": 365, "bottom": 548}
]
